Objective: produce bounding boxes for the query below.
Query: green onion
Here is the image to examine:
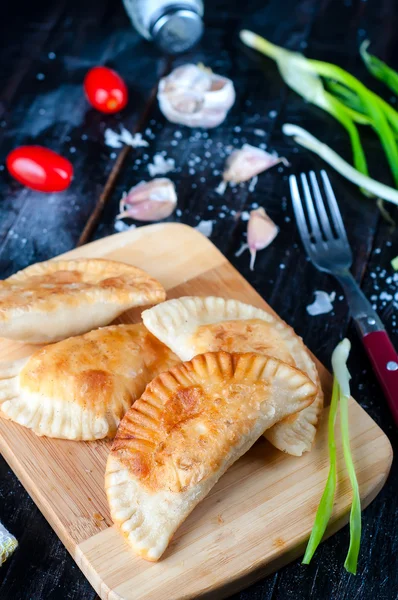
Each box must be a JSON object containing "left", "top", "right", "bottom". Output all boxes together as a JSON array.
[
  {"left": 282, "top": 124, "right": 398, "bottom": 205},
  {"left": 307, "top": 58, "right": 398, "bottom": 187},
  {"left": 325, "top": 80, "right": 369, "bottom": 123},
  {"left": 303, "top": 338, "right": 361, "bottom": 574},
  {"left": 332, "top": 339, "right": 361, "bottom": 574},
  {"left": 360, "top": 40, "right": 398, "bottom": 96},
  {"left": 302, "top": 378, "right": 339, "bottom": 564},
  {"left": 326, "top": 80, "right": 398, "bottom": 138},
  {"left": 240, "top": 30, "right": 398, "bottom": 189},
  {"left": 239, "top": 30, "right": 369, "bottom": 180},
  {"left": 391, "top": 256, "right": 398, "bottom": 270}
]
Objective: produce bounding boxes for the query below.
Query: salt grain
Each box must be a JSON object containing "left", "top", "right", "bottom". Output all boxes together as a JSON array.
[
  {"left": 215, "top": 181, "right": 227, "bottom": 195},
  {"left": 248, "top": 175, "right": 258, "bottom": 193},
  {"left": 195, "top": 220, "right": 213, "bottom": 237},
  {"left": 148, "top": 154, "right": 175, "bottom": 177},
  {"left": 306, "top": 291, "right": 336, "bottom": 316},
  {"left": 114, "top": 221, "right": 135, "bottom": 233},
  {"left": 104, "top": 127, "right": 149, "bottom": 149}
]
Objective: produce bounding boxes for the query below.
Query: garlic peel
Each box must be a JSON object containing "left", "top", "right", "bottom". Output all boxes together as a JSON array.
[
  {"left": 247, "top": 207, "right": 279, "bottom": 270},
  {"left": 116, "top": 178, "right": 177, "bottom": 223},
  {"left": 223, "top": 144, "right": 289, "bottom": 183},
  {"left": 158, "top": 64, "right": 235, "bottom": 129}
]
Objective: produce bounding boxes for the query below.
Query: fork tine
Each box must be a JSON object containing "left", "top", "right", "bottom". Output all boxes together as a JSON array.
[
  {"left": 289, "top": 175, "right": 310, "bottom": 239},
  {"left": 320, "top": 170, "right": 349, "bottom": 243},
  {"left": 309, "top": 171, "right": 334, "bottom": 241},
  {"left": 300, "top": 173, "right": 323, "bottom": 243},
  {"left": 289, "top": 175, "right": 313, "bottom": 254}
]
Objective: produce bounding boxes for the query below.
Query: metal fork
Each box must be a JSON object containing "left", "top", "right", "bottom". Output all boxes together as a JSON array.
[{"left": 290, "top": 170, "right": 398, "bottom": 424}]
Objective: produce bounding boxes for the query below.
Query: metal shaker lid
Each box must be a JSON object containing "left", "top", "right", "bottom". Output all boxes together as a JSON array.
[{"left": 151, "top": 9, "right": 203, "bottom": 54}]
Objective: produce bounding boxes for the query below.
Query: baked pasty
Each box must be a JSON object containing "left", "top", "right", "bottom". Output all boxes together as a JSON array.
[
  {"left": 106, "top": 351, "right": 317, "bottom": 561},
  {"left": 142, "top": 297, "right": 323, "bottom": 456},
  {"left": 0, "top": 258, "right": 166, "bottom": 343},
  {"left": 0, "top": 324, "right": 178, "bottom": 440}
]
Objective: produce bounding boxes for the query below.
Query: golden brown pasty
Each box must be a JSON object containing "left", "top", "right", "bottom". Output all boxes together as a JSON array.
[
  {"left": 0, "top": 324, "right": 178, "bottom": 440},
  {"left": 142, "top": 296, "right": 323, "bottom": 456},
  {"left": 106, "top": 351, "right": 318, "bottom": 561},
  {"left": 0, "top": 258, "right": 165, "bottom": 343}
]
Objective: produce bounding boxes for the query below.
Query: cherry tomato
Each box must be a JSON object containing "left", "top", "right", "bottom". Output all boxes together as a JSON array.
[
  {"left": 84, "top": 66, "right": 128, "bottom": 114},
  {"left": 6, "top": 146, "right": 73, "bottom": 192}
]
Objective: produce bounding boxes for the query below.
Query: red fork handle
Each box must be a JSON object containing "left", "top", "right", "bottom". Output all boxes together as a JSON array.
[{"left": 362, "top": 330, "right": 398, "bottom": 425}]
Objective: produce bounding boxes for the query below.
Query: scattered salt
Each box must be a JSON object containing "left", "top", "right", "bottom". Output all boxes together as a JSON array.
[
  {"left": 306, "top": 291, "right": 336, "bottom": 316},
  {"left": 241, "top": 211, "right": 250, "bottom": 221},
  {"left": 104, "top": 127, "right": 149, "bottom": 149},
  {"left": 380, "top": 291, "right": 393, "bottom": 301},
  {"left": 36, "top": 73, "right": 45, "bottom": 80},
  {"left": 248, "top": 175, "right": 258, "bottom": 193},
  {"left": 195, "top": 220, "right": 213, "bottom": 237},
  {"left": 148, "top": 154, "right": 175, "bottom": 177},
  {"left": 268, "top": 110, "right": 277, "bottom": 118},
  {"left": 114, "top": 221, "right": 136, "bottom": 233},
  {"left": 254, "top": 129, "right": 266, "bottom": 137},
  {"left": 215, "top": 181, "right": 227, "bottom": 195}
]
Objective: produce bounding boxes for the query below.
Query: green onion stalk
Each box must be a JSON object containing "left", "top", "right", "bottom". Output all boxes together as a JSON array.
[
  {"left": 240, "top": 30, "right": 398, "bottom": 191},
  {"left": 302, "top": 338, "right": 361, "bottom": 574}
]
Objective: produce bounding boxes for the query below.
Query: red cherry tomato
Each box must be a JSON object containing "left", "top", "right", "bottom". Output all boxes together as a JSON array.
[
  {"left": 84, "top": 66, "right": 128, "bottom": 114},
  {"left": 6, "top": 146, "right": 73, "bottom": 192}
]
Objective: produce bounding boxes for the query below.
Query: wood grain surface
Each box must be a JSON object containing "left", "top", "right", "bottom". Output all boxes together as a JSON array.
[{"left": 0, "top": 224, "right": 392, "bottom": 600}]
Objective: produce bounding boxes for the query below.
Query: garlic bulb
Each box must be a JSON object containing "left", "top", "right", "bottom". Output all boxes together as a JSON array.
[
  {"left": 158, "top": 64, "right": 235, "bottom": 128},
  {"left": 116, "top": 178, "right": 177, "bottom": 222},
  {"left": 247, "top": 207, "right": 279, "bottom": 270},
  {"left": 223, "top": 144, "right": 289, "bottom": 183}
]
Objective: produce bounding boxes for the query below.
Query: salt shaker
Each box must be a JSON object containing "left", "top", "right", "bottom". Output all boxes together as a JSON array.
[{"left": 122, "top": 0, "right": 204, "bottom": 54}]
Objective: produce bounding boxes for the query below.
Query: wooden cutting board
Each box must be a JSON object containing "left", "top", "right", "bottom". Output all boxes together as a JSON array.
[{"left": 0, "top": 223, "right": 392, "bottom": 600}]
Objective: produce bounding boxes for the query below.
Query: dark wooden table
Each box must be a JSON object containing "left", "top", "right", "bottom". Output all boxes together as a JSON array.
[{"left": 0, "top": 0, "right": 397, "bottom": 598}]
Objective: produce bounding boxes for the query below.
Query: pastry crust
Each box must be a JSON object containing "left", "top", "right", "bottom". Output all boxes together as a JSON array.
[
  {"left": 142, "top": 297, "right": 323, "bottom": 456},
  {"left": 0, "top": 324, "right": 178, "bottom": 440},
  {"left": 0, "top": 258, "right": 166, "bottom": 343},
  {"left": 106, "top": 351, "right": 318, "bottom": 561}
]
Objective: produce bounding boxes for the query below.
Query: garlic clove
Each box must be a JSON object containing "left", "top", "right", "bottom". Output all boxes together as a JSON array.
[
  {"left": 116, "top": 178, "right": 177, "bottom": 222},
  {"left": 167, "top": 91, "right": 204, "bottom": 116},
  {"left": 163, "top": 64, "right": 211, "bottom": 94},
  {"left": 158, "top": 64, "right": 235, "bottom": 129},
  {"left": 247, "top": 207, "right": 279, "bottom": 270},
  {"left": 204, "top": 76, "right": 235, "bottom": 111},
  {"left": 223, "top": 144, "right": 289, "bottom": 183}
]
